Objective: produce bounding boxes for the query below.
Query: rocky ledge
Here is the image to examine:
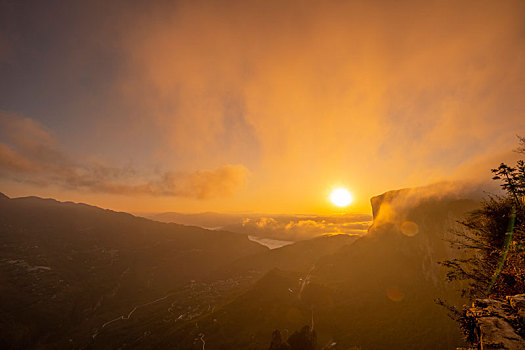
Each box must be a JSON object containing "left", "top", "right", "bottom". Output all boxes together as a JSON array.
[{"left": 466, "top": 294, "right": 525, "bottom": 349}]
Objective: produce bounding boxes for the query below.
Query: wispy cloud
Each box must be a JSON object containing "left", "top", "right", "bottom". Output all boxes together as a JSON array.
[
  {"left": 0, "top": 112, "right": 248, "bottom": 199},
  {"left": 369, "top": 182, "right": 487, "bottom": 228}
]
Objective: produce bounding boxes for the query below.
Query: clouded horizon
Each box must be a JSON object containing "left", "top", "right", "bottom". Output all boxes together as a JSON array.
[{"left": 1, "top": 0, "right": 524, "bottom": 214}]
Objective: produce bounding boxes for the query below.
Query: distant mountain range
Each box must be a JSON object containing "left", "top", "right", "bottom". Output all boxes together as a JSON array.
[{"left": 0, "top": 188, "right": 479, "bottom": 349}]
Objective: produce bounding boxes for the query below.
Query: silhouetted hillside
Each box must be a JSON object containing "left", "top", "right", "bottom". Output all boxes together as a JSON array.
[
  {"left": 216, "top": 234, "right": 356, "bottom": 279},
  {"left": 160, "top": 188, "right": 479, "bottom": 349},
  {"left": 147, "top": 211, "right": 243, "bottom": 229},
  {"left": 0, "top": 193, "right": 266, "bottom": 348},
  {"left": 0, "top": 189, "right": 481, "bottom": 349},
  {"left": 89, "top": 236, "right": 355, "bottom": 349}
]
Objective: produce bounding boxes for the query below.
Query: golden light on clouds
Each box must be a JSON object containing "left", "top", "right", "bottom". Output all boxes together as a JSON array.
[{"left": 0, "top": 0, "right": 524, "bottom": 214}]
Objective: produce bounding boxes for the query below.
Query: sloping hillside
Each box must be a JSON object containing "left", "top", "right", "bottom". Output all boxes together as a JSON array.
[
  {"left": 0, "top": 193, "right": 267, "bottom": 348},
  {"left": 160, "top": 189, "right": 479, "bottom": 349},
  {"left": 0, "top": 188, "right": 481, "bottom": 349}
]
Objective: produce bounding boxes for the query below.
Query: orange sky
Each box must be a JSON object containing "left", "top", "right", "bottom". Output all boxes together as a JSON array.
[{"left": 0, "top": 0, "right": 524, "bottom": 214}]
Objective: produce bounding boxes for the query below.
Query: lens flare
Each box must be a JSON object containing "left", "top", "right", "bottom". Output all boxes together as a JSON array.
[
  {"left": 386, "top": 286, "right": 404, "bottom": 302},
  {"left": 400, "top": 221, "right": 419, "bottom": 236}
]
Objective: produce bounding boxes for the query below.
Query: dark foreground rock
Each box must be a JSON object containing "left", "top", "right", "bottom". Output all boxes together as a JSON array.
[{"left": 466, "top": 294, "right": 525, "bottom": 349}]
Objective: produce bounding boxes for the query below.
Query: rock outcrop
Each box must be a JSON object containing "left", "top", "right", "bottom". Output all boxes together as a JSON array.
[{"left": 466, "top": 294, "right": 525, "bottom": 349}]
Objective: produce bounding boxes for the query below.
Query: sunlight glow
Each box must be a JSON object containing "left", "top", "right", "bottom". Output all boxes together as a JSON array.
[{"left": 329, "top": 188, "right": 353, "bottom": 207}]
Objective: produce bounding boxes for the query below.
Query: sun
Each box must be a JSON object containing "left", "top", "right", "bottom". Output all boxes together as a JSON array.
[{"left": 329, "top": 188, "right": 353, "bottom": 207}]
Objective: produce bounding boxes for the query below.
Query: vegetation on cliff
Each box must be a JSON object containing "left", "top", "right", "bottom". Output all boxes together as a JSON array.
[{"left": 439, "top": 137, "right": 525, "bottom": 345}]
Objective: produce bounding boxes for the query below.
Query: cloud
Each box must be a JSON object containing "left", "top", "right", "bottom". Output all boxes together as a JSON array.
[
  {"left": 0, "top": 112, "right": 248, "bottom": 199},
  {"left": 2, "top": 0, "right": 525, "bottom": 213},
  {"left": 154, "top": 165, "right": 249, "bottom": 199},
  {"left": 47, "top": 0, "right": 517, "bottom": 213},
  {"left": 117, "top": 0, "right": 525, "bottom": 174},
  {"left": 369, "top": 182, "right": 488, "bottom": 228},
  {"left": 240, "top": 214, "right": 371, "bottom": 240}
]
